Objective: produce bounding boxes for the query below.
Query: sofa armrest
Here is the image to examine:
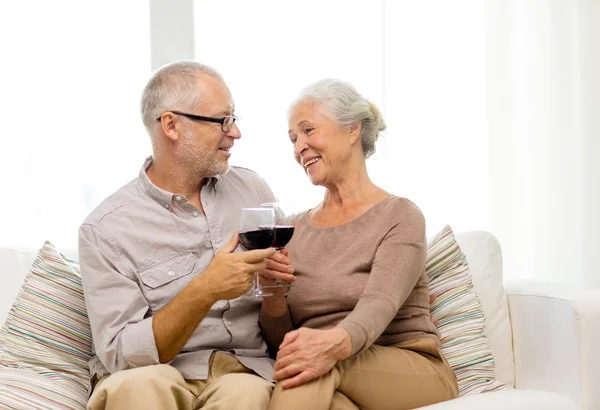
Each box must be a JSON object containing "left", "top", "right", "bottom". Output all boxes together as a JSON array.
[{"left": 505, "top": 280, "right": 600, "bottom": 410}]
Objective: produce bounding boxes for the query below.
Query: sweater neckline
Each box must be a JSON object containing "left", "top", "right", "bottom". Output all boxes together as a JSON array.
[{"left": 302, "top": 195, "right": 397, "bottom": 231}]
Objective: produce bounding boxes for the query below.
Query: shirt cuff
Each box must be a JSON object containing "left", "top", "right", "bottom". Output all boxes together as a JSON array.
[
  {"left": 337, "top": 321, "right": 366, "bottom": 357},
  {"left": 121, "top": 317, "right": 160, "bottom": 367}
]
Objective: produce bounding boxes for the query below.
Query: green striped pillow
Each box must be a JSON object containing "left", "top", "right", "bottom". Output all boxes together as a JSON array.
[
  {"left": 427, "top": 226, "right": 506, "bottom": 396},
  {"left": 0, "top": 241, "right": 91, "bottom": 409}
]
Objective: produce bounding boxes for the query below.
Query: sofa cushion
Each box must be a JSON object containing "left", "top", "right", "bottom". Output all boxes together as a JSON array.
[
  {"left": 416, "top": 389, "right": 578, "bottom": 410},
  {"left": 455, "top": 231, "right": 515, "bottom": 387},
  {"left": 427, "top": 226, "right": 506, "bottom": 396},
  {"left": 0, "top": 241, "right": 91, "bottom": 409}
]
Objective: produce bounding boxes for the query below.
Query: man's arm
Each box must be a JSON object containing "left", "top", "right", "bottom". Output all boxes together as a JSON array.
[
  {"left": 152, "top": 233, "right": 275, "bottom": 363},
  {"left": 79, "top": 225, "right": 275, "bottom": 371}
]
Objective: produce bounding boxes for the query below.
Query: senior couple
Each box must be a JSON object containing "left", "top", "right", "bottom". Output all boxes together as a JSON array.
[{"left": 79, "top": 61, "right": 458, "bottom": 410}]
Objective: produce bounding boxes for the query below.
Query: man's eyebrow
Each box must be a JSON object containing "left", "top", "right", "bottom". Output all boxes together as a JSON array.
[{"left": 214, "top": 108, "right": 234, "bottom": 116}]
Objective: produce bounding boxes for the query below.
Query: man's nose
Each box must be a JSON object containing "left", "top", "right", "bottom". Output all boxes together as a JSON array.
[{"left": 227, "top": 123, "right": 241, "bottom": 139}]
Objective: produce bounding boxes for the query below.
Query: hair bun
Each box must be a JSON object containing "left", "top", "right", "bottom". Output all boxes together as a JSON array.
[{"left": 367, "top": 100, "right": 387, "bottom": 133}]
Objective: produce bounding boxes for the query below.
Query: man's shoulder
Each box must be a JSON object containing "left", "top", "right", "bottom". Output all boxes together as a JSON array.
[
  {"left": 81, "top": 178, "right": 140, "bottom": 227},
  {"left": 222, "top": 166, "right": 268, "bottom": 187}
]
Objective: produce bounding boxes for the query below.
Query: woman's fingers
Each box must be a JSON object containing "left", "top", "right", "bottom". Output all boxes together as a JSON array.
[{"left": 272, "top": 362, "right": 302, "bottom": 381}]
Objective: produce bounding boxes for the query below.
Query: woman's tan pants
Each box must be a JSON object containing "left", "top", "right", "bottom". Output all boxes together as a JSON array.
[
  {"left": 268, "top": 338, "right": 458, "bottom": 410},
  {"left": 87, "top": 351, "right": 273, "bottom": 410}
]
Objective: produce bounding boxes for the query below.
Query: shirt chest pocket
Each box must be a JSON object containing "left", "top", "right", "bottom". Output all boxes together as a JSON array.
[{"left": 137, "top": 251, "right": 197, "bottom": 311}]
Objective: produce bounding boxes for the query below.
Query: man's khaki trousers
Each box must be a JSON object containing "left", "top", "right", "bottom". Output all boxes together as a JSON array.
[
  {"left": 87, "top": 351, "right": 273, "bottom": 410},
  {"left": 268, "top": 338, "right": 459, "bottom": 410}
]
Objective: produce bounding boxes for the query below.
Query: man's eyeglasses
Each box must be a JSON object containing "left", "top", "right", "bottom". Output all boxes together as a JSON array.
[{"left": 156, "top": 111, "right": 239, "bottom": 132}]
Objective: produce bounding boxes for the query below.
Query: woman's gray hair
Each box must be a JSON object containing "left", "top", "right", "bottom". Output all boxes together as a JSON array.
[
  {"left": 289, "top": 79, "right": 386, "bottom": 158},
  {"left": 140, "top": 61, "right": 223, "bottom": 141}
]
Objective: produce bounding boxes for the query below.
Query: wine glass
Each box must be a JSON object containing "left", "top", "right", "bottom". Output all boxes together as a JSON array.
[
  {"left": 238, "top": 207, "right": 276, "bottom": 297},
  {"left": 260, "top": 202, "right": 296, "bottom": 292}
]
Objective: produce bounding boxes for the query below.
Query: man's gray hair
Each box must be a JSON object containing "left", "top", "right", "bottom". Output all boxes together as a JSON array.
[
  {"left": 289, "top": 79, "right": 386, "bottom": 158},
  {"left": 141, "top": 61, "right": 223, "bottom": 140}
]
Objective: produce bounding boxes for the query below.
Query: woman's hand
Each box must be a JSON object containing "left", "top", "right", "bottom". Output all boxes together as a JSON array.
[
  {"left": 259, "top": 248, "right": 295, "bottom": 284},
  {"left": 261, "top": 248, "right": 293, "bottom": 317},
  {"left": 272, "top": 327, "right": 352, "bottom": 389}
]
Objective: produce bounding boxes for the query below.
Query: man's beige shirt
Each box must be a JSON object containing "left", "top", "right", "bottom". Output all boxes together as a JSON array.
[{"left": 79, "top": 157, "right": 277, "bottom": 381}]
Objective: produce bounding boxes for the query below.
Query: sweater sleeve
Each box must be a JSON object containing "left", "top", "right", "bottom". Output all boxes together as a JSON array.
[
  {"left": 337, "top": 203, "right": 427, "bottom": 356},
  {"left": 259, "top": 308, "right": 295, "bottom": 358}
]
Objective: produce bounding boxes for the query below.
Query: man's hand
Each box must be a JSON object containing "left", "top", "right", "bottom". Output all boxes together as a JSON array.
[
  {"left": 272, "top": 327, "right": 351, "bottom": 389},
  {"left": 202, "top": 231, "right": 276, "bottom": 301}
]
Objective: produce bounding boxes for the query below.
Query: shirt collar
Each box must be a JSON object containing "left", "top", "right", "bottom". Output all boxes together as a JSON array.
[{"left": 137, "top": 156, "right": 220, "bottom": 208}]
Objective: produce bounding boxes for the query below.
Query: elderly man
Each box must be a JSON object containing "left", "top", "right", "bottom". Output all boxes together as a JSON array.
[{"left": 79, "top": 61, "right": 295, "bottom": 410}]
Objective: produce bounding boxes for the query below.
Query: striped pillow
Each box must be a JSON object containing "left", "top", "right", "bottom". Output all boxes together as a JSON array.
[
  {"left": 0, "top": 367, "right": 87, "bottom": 409},
  {"left": 0, "top": 241, "right": 91, "bottom": 409},
  {"left": 427, "top": 225, "right": 506, "bottom": 396},
  {"left": 0, "top": 326, "right": 5, "bottom": 359}
]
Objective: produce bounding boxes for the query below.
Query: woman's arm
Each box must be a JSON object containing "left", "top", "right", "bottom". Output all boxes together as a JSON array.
[
  {"left": 260, "top": 292, "right": 294, "bottom": 357},
  {"left": 337, "top": 203, "right": 426, "bottom": 356}
]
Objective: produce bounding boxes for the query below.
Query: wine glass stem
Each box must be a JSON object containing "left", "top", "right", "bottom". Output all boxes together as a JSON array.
[{"left": 254, "top": 272, "right": 273, "bottom": 297}]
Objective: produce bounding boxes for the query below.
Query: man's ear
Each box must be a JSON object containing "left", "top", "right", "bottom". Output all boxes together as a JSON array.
[
  {"left": 348, "top": 122, "right": 361, "bottom": 145},
  {"left": 158, "top": 113, "right": 181, "bottom": 142}
]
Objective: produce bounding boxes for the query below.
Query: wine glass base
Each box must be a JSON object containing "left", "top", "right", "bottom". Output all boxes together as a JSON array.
[{"left": 253, "top": 289, "right": 274, "bottom": 297}]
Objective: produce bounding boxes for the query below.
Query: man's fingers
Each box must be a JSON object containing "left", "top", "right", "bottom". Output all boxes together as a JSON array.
[
  {"left": 429, "top": 293, "right": 437, "bottom": 305},
  {"left": 239, "top": 247, "right": 276, "bottom": 263}
]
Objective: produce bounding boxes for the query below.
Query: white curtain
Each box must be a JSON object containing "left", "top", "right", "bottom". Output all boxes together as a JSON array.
[{"left": 485, "top": 0, "right": 600, "bottom": 287}]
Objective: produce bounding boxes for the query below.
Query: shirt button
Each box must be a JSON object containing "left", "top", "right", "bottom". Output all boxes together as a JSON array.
[
  {"left": 168, "top": 270, "right": 175, "bottom": 277},
  {"left": 193, "top": 211, "right": 199, "bottom": 217},
  {"left": 175, "top": 195, "right": 182, "bottom": 201},
  {"left": 164, "top": 204, "right": 170, "bottom": 209}
]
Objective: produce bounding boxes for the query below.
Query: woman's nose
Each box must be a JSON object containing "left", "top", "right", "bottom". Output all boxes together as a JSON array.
[{"left": 294, "top": 137, "right": 308, "bottom": 156}]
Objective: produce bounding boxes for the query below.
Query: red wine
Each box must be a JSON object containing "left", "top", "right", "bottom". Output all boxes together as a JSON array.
[
  {"left": 272, "top": 225, "right": 295, "bottom": 249},
  {"left": 239, "top": 228, "right": 275, "bottom": 250}
]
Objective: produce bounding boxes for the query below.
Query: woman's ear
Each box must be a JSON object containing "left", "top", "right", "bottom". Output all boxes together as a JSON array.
[
  {"left": 158, "top": 113, "right": 181, "bottom": 142},
  {"left": 348, "top": 122, "right": 361, "bottom": 145}
]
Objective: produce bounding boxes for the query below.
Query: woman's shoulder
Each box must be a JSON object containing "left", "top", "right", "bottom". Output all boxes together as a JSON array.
[
  {"left": 381, "top": 195, "right": 424, "bottom": 215},
  {"left": 379, "top": 196, "right": 425, "bottom": 229}
]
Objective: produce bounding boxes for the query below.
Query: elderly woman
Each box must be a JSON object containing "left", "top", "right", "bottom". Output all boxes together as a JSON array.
[{"left": 260, "top": 79, "right": 458, "bottom": 410}]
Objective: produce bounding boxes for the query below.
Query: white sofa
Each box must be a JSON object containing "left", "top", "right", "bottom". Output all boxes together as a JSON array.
[{"left": 1, "top": 231, "right": 599, "bottom": 409}]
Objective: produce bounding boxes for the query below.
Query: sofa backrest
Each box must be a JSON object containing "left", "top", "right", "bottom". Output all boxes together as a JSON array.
[
  {"left": 455, "top": 230, "right": 515, "bottom": 388},
  {"left": 0, "top": 245, "right": 78, "bottom": 325}
]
